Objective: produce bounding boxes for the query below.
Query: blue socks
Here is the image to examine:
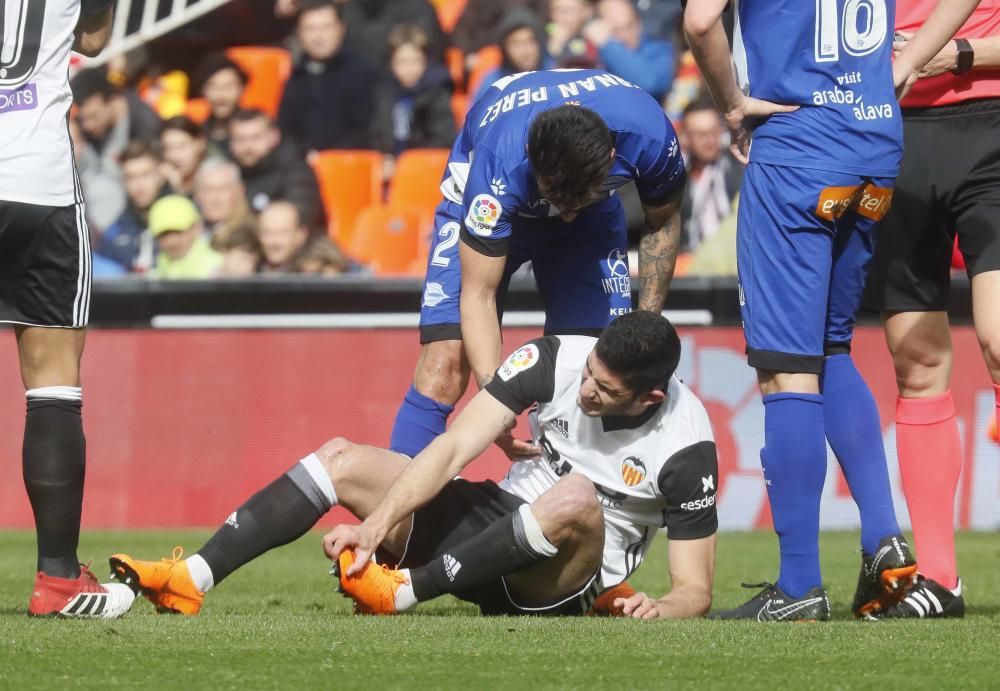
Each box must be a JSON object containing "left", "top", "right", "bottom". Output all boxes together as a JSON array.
[
  {"left": 389, "top": 385, "right": 455, "bottom": 457},
  {"left": 821, "top": 354, "right": 900, "bottom": 554},
  {"left": 761, "top": 393, "right": 827, "bottom": 598}
]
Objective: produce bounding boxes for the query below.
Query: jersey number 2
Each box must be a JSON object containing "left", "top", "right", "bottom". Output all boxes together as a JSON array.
[
  {"left": 814, "top": 0, "right": 888, "bottom": 63},
  {"left": 0, "top": 0, "right": 46, "bottom": 86}
]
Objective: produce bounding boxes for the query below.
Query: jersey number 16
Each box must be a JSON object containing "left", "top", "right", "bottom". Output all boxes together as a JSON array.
[{"left": 814, "top": 0, "right": 888, "bottom": 63}]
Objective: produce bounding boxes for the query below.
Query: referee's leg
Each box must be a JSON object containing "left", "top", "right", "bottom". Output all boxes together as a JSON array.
[{"left": 15, "top": 325, "right": 88, "bottom": 580}]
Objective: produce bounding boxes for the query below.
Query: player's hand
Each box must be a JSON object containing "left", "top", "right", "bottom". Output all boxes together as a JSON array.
[
  {"left": 322, "top": 523, "right": 382, "bottom": 576},
  {"left": 614, "top": 591, "right": 665, "bottom": 620},
  {"left": 723, "top": 97, "right": 798, "bottom": 165},
  {"left": 494, "top": 428, "right": 541, "bottom": 461},
  {"left": 892, "top": 59, "right": 919, "bottom": 101}
]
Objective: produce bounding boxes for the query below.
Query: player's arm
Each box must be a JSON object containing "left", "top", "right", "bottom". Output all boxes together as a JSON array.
[
  {"left": 897, "top": 29, "right": 1000, "bottom": 79},
  {"left": 892, "top": 0, "right": 983, "bottom": 96},
  {"left": 637, "top": 188, "right": 683, "bottom": 312},
  {"left": 683, "top": 0, "right": 797, "bottom": 163},
  {"left": 459, "top": 241, "right": 507, "bottom": 388},
  {"left": 327, "top": 388, "right": 516, "bottom": 572},
  {"left": 618, "top": 439, "right": 719, "bottom": 619},
  {"left": 74, "top": 0, "right": 115, "bottom": 57}
]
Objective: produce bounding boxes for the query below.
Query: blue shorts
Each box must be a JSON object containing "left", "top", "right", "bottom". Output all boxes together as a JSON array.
[
  {"left": 418, "top": 198, "right": 632, "bottom": 343},
  {"left": 738, "top": 162, "right": 894, "bottom": 374}
]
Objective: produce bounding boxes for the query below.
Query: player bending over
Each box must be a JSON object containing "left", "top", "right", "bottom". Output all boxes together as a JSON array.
[{"left": 110, "top": 312, "right": 717, "bottom": 618}]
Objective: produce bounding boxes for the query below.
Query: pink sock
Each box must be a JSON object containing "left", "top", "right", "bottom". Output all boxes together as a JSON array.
[{"left": 896, "top": 391, "right": 962, "bottom": 589}]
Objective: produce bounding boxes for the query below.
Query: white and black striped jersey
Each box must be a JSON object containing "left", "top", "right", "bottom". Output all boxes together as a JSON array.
[
  {"left": 0, "top": 0, "right": 109, "bottom": 206},
  {"left": 485, "top": 335, "right": 719, "bottom": 589}
]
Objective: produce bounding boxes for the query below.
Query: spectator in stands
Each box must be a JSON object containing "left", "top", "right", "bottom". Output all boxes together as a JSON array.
[
  {"left": 215, "top": 222, "right": 263, "bottom": 277},
  {"left": 148, "top": 195, "right": 222, "bottom": 279},
  {"left": 634, "top": 0, "right": 683, "bottom": 42},
  {"left": 228, "top": 109, "right": 324, "bottom": 229},
  {"left": 94, "top": 141, "right": 168, "bottom": 274},
  {"left": 161, "top": 116, "right": 209, "bottom": 197},
  {"left": 687, "top": 193, "right": 738, "bottom": 277},
  {"left": 71, "top": 68, "right": 162, "bottom": 231},
  {"left": 340, "top": 0, "right": 446, "bottom": 64},
  {"left": 193, "top": 158, "right": 255, "bottom": 246},
  {"left": 293, "top": 236, "right": 352, "bottom": 276},
  {"left": 547, "top": 0, "right": 600, "bottom": 68},
  {"left": 193, "top": 53, "right": 249, "bottom": 156},
  {"left": 582, "top": 0, "right": 674, "bottom": 100},
  {"left": 374, "top": 25, "right": 455, "bottom": 178},
  {"left": 277, "top": 0, "right": 379, "bottom": 153},
  {"left": 678, "top": 99, "right": 742, "bottom": 252},
  {"left": 472, "top": 10, "right": 555, "bottom": 103},
  {"left": 257, "top": 201, "right": 311, "bottom": 273},
  {"left": 452, "top": 0, "right": 546, "bottom": 60}
]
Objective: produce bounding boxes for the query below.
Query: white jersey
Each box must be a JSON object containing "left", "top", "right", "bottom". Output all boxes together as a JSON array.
[
  {"left": 1, "top": 0, "right": 88, "bottom": 206},
  {"left": 486, "top": 335, "right": 718, "bottom": 590}
]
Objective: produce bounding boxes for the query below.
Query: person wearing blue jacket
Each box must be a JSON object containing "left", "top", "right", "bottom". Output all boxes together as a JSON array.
[{"left": 583, "top": 0, "right": 674, "bottom": 101}]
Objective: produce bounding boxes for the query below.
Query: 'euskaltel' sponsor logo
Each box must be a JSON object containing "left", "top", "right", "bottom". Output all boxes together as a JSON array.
[
  {"left": 465, "top": 194, "right": 502, "bottom": 236},
  {"left": 498, "top": 344, "right": 539, "bottom": 381},
  {"left": 0, "top": 84, "right": 38, "bottom": 114}
]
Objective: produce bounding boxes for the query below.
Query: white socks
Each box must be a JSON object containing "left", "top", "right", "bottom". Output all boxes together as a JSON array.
[
  {"left": 394, "top": 569, "right": 418, "bottom": 611},
  {"left": 185, "top": 554, "right": 215, "bottom": 593}
]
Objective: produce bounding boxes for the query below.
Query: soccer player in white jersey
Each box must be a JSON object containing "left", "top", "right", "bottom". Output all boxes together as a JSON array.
[
  {"left": 1, "top": 0, "right": 135, "bottom": 617},
  {"left": 111, "top": 312, "right": 718, "bottom": 619}
]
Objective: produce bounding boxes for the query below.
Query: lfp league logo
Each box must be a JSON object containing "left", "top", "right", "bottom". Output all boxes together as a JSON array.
[{"left": 466, "top": 194, "right": 502, "bottom": 236}]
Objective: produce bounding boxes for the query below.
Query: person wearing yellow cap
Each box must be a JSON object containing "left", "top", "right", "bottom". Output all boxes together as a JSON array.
[{"left": 149, "top": 195, "right": 222, "bottom": 279}]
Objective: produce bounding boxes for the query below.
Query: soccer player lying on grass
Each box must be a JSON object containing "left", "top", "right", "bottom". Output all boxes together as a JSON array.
[{"left": 110, "top": 311, "right": 718, "bottom": 618}]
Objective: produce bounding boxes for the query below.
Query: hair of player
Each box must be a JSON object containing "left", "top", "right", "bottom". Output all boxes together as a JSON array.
[
  {"left": 297, "top": 0, "right": 342, "bottom": 21},
  {"left": 594, "top": 311, "right": 681, "bottom": 395},
  {"left": 161, "top": 115, "right": 204, "bottom": 140},
  {"left": 121, "top": 140, "right": 162, "bottom": 165},
  {"left": 71, "top": 68, "right": 118, "bottom": 104},
  {"left": 387, "top": 24, "right": 431, "bottom": 59},
  {"left": 229, "top": 108, "right": 273, "bottom": 127},
  {"left": 527, "top": 105, "right": 614, "bottom": 211}
]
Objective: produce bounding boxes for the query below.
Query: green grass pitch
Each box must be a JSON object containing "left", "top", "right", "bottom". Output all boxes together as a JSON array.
[{"left": 2, "top": 530, "right": 998, "bottom": 690}]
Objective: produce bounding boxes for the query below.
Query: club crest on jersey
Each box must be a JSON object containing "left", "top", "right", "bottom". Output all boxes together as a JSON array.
[
  {"left": 498, "top": 344, "right": 539, "bottom": 381},
  {"left": 621, "top": 456, "right": 646, "bottom": 487},
  {"left": 466, "top": 194, "right": 502, "bottom": 236}
]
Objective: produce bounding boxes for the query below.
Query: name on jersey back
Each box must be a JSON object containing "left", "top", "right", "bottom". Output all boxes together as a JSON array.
[{"left": 478, "top": 73, "right": 642, "bottom": 128}]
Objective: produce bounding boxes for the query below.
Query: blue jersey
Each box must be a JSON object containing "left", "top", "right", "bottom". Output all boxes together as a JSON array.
[
  {"left": 439, "top": 69, "right": 685, "bottom": 253},
  {"left": 734, "top": 0, "right": 902, "bottom": 177}
]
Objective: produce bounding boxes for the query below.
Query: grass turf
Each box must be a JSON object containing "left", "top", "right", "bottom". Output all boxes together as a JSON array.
[{"left": 1, "top": 530, "right": 998, "bottom": 690}]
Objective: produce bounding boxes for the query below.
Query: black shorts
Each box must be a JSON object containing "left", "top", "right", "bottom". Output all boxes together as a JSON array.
[
  {"left": 389, "top": 478, "right": 600, "bottom": 616},
  {"left": 0, "top": 200, "right": 92, "bottom": 328},
  {"left": 866, "top": 98, "right": 1000, "bottom": 312}
]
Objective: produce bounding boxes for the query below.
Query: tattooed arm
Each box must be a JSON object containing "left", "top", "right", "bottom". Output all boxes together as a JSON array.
[{"left": 637, "top": 189, "right": 683, "bottom": 312}]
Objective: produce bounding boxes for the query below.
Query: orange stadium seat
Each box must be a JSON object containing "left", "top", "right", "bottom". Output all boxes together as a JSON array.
[
  {"left": 466, "top": 44, "right": 502, "bottom": 97},
  {"left": 226, "top": 46, "right": 292, "bottom": 119},
  {"left": 184, "top": 97, "right": 211, "bottom": 124},
  {"left": 311, "top": 149, "right": 384, "bottom": 247},
  {"left": 445, "top": 46, "right": 465, "bottom": 91},
  {"left": 388, "top": 148, "right": 449, "bottom": 217},
  {"left": 349, "top": 205, "right": 423, "bottom": 275},
  {"left": 433, "top": 0, "right": 467, "bottom": 34}
]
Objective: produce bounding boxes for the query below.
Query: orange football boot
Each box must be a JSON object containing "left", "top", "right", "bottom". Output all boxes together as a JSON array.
[
  {"left": 109, "top": 546, "right": 204, "bottom": 615},
  {"left": 588, "top": 581, "right": 637, "bottom": 616},
  {"left": 334, "top": 548, "right": 409, "bottom": 615}
]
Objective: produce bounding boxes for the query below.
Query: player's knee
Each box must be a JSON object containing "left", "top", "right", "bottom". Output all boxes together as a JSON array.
[
  {"left": 414, "top": 342, "right": 467, "bottom": 403},
  {"left": 315, "top": 437, "right": 357, "bottom": 482},
  {"left": 891, "top": 341, "right": 951, "bottom": 396},
  {"left": 977, "top": 333, "right": 1000, "bottom": 381},
  {"left": 541, "top": 476, "right": 602, "bottom": 543}
]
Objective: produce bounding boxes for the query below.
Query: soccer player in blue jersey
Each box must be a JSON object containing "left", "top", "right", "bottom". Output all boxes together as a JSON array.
[
  {"left": 683, "top": 0, "right": 980, "bottom": 620},
  {"left": 389, "top": 70, "right": 686, "bottom": 462}
]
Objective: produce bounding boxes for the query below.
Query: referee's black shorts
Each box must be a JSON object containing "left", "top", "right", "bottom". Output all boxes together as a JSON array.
[
  {"left": 0, "top": 200, "right": 92, "bottom": 328},
  {"left": 866, "top": 97, "right": 1000, "bottom": 312}
]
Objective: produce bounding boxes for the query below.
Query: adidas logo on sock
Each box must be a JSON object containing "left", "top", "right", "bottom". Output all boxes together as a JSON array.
[
  {"left": 552, "top": 419, "right": 569, "bottom": 438},
  {"left": 225, "top": 511, "right": 240, "bottom": 529},
  {"left": 443, "top": 554, "right": 462, "bottom": 582}
]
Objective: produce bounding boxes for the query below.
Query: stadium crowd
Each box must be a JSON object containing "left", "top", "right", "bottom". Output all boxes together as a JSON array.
[{"left": 68, "top": 0, "right": 745, "bottom": 280}]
